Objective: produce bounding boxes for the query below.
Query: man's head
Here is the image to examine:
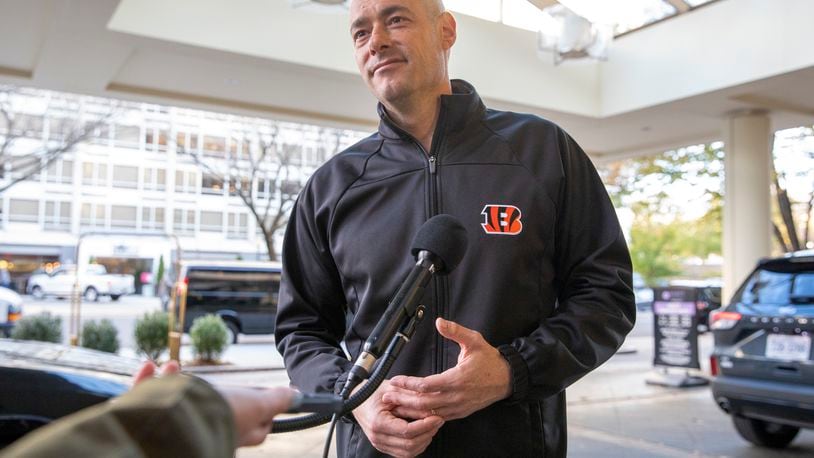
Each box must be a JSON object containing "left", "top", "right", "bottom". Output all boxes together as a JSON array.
[{"left": 349, "top": 0, "right": 456, "bottom": 108}]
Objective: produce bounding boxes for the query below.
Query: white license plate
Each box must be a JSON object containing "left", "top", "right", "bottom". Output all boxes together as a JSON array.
[{"left": 765, "top": 334, "right": 812, "bottom": 361}]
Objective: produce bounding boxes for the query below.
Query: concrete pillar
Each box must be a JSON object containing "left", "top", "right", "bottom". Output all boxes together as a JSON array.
[{"left": 722, "top": 111, "right": 772, "bottom": 301}]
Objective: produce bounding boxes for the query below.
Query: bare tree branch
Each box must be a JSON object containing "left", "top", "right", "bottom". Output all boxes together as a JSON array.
[
  {"left": 0, "top": 87, "right": 117, "bottom": 194},
  {"left": 773, "top": 222, "right": 790, "bottom": 253}
]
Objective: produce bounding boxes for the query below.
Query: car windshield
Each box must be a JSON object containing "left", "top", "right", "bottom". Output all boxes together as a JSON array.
[{"left": 734, "top": 267, "right": 814, "bottom": 316}]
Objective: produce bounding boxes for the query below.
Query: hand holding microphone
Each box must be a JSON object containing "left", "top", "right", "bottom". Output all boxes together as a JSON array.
[{"left": 341, "top": 214, "right": 469, "bottom": 396}]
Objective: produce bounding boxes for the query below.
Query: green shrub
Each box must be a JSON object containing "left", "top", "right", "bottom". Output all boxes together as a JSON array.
[
  {"left": 134, "top": 311, "right": 169, "bottom": 362},
  {"left": 11, "top": 312, "right": 62, "bottom": 343},
  {"left": 190, "top": 314, "right": 229, "bottom": 362},
  {"left": 81, "top": 319, "right": 120, "bottom": 353}
]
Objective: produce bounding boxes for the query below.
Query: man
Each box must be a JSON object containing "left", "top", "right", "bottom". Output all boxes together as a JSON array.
[
  {"left": 1, "top": 362, "right": 295, "bottom": 457},
  {"left": 275, "top": 0, "right": 636, "bottom": 456}
]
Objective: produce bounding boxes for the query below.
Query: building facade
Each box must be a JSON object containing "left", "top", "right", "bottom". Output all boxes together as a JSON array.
[{"left": 0, "top": 87, "right": 366, "bottom": 293}]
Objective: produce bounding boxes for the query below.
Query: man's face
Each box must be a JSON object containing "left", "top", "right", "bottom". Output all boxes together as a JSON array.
[{"left": 349, "top": 0, "right": 454, "bottom": 106}]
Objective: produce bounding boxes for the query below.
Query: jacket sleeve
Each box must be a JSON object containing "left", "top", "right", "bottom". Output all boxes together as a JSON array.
[
  {"left": 1, "top": 375, "right": 235, "bottom": 458},
  {"left": 500, "top": 128, "right": 636, "bottom": 402},
  {"left": 275, "top": 177, "right": 352, "bottom": 394}
]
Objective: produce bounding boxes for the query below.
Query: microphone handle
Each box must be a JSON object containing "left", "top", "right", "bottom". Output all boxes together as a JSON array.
[{"left": 367, "top": 256, "right": 433, "bottom": 357}]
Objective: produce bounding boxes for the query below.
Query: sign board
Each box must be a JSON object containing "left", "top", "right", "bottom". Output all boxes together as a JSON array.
[{"left": 652, "top": 287, "right": 700, "bottom": 369}]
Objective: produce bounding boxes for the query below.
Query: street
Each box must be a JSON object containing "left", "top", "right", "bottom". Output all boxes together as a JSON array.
[{"left": 14, "top": 295, "right": 814, "bottom": 457}]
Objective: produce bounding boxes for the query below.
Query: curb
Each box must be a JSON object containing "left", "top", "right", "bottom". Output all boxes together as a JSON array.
[{"left": 182, "top": 364, "right": 287, "bottom": 374}]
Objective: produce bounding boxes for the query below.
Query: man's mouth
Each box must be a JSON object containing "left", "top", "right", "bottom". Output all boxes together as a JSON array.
[{"left": 371, "top": 59, "right": 406, "bottom": 75}]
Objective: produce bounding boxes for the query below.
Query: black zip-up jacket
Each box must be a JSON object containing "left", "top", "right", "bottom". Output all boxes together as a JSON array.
[{"left": 276, "top": 80, "right": 635, "bottom": 457}]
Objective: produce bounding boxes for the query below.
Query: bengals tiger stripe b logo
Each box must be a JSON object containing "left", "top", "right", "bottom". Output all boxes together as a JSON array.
[{"left": 481, "top": 205, "right": 523, "bottom": 235}]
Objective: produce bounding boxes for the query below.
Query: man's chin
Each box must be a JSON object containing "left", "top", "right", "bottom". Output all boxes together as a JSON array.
[{"left": 370, "top": 82, "right": 410, "bottom": 105}]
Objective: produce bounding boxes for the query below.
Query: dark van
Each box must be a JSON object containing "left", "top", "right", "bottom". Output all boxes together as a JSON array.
[{"left": 173, "top": 261, "right": 281, "bottom": 343}]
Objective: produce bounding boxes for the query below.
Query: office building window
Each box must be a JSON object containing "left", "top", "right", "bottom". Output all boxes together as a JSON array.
[
  {"left": 143, "top": 167, "right": 167, "bottom": 191},
  {"left": 113, "top": 124, "right": 141, "bottom": 148},
  {"left": 44, "top": 159, "right": 73, "bottom": 184},
  {"left": 227, "top": 212, "right": 248, "bottom": 239},
  {"left": 8, "top": 199, "right": 39, "bottom": 223},
  {"left": 82, "top": 162, "right": 108, "bottom": 187},
  {"left": 111, "top": 205, "right": 137, "bottom": 228},
  {"left": 10, "top": 114, "right": 44, "bottom": 138},
  {"left": 48, "top": 116, "right": 76, "bottom": 141},
  {"left": 112, "top": 165, "right": 139, "bottom": 189},
  {"left": 174, "top": 170, "right": 198, "bottom": 194},
  {"left": 200, "top": 211, "right": 222, "bottom": 232},
  {"left": 141, "top": 207, "right": 165, "bottom": 232},
  {"left": 229, "top": 137, "right": 251, "bottom": 161},
  {"left": 203, "top": 135, "right": 226, "bottom": 158},
  {"left": 173, "top": 209, "right": 196, "bottom": 235},
  {"left": 176, "top": 131, "right": 199, "bottom": 153},
  {"left": 81, "top": 203, "right": 107, "bottom": 229},
  {"left": 44, "top": 201, "right": 71, "bottom": 231},
  {"left": 228, "top": 177, "right": 250, "bottom": 197},
  {"left": 91, "top": 122, "right": 112, "bottom": 145},
  {"left": 144, "top": 127, "right": 169, "bottom": 152},
  {"left": 202, "top": 174, "right": 223, "bottom": 195},
  {"left": 256, "top": 177, "right": 271, "bottom": 200}
]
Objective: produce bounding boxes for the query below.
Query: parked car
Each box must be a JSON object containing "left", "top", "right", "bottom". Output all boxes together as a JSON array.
[
  {"left": 166, "top": 261, "right": 281, "bottom": 343},
  {"left": 669, "top": 279, "right": 723, "bottom": 330},
  {"left": 26, "top": 264, "right": 135, "bottom": 302},
  {"left": 0, "top": 339, "right": 133, "bottom": 448},
  {"left": 0, "top": 287, "right": 23, "bottom": 337},
  {"left": 710, "top": 251, "right": 814, "bottom": 449},
  {"left": 633, "top": 273, "right": 654, "bottom": 310}
]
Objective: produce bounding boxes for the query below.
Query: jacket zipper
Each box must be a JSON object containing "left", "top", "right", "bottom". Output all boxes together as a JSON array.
[{"left": 393, "top": 108, "right": 447, "bottom": 456}]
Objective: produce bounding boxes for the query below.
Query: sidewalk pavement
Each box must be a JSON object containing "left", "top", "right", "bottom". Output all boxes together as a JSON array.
[{"left": 116, "top": 324, "right": 814, "bottom": 457}]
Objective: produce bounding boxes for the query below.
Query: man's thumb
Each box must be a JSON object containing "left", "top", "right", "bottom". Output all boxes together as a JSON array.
[{"left": 436, "top": 318, "right": 480, "bottom": 348}]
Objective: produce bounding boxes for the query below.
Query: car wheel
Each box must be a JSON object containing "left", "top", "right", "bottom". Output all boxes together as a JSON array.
[
  {"left": 110, "top": 295, "right": 121, "bottom": 301},
  {"left": 84, "top": 287, "right": 99, "bottom": 302},
  {"left": 224, "top": 320, "right": 239, "bottom": 344},
  {"left": 732, "top": 415, "right": 799, "bottom": 448},
  {"left": 31, "top": 286, "right": 44, "bottom": 300}
]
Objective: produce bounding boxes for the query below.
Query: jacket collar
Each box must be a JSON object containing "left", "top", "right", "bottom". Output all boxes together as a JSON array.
[{"left": 377, "top": 79, "right": 487, "bottom": 141}]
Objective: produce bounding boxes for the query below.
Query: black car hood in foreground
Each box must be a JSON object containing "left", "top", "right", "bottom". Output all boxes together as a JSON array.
[{"left": 0, "top": 339, "right": 140, "bottom": 447}]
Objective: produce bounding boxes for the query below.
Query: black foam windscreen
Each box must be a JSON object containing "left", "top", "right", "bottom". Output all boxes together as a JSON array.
[{"left": 410, "top": 214, "right": 468, "bottom": 275}]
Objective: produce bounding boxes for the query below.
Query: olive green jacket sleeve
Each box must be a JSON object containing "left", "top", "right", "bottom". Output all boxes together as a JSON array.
[{"left": 1, "top": 375, "right": 236, "bottom": 458}]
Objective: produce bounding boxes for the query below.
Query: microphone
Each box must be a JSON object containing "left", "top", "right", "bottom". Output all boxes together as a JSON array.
[{"left": 341, "top": 214, "right": 468, "bottom": 396}]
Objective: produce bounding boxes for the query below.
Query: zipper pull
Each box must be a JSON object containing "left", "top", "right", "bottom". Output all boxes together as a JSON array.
[{"left": 429, "top": 155, "right": 437, "bottom": 174}]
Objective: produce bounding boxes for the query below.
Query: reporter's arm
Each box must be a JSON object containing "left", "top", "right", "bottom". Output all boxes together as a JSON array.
[{"left": 2, "top": 375, "right": 235, "bottom": 458}]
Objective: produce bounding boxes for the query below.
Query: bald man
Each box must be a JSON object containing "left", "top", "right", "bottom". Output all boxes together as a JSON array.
[{"left": 275, "top": 0, "right": 636, "bottom": 456}]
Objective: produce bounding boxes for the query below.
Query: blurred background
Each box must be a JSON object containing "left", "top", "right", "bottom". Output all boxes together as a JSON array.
[{"left": 2, "top": 1, "right": 814, "bottom": 456}]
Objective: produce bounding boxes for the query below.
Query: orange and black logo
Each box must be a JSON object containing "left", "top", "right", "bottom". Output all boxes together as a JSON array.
[{"left": 481, "top": 205, "right": 523, "bottom": 235}]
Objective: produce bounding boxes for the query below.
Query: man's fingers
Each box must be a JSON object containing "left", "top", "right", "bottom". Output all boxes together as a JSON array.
[
  {"left": 265, "top": 387, "right": 295, "bottom": 418},
  {"left": 381, "top": 389, "right": 446, "bottom": 413},
  {"left": 132, "top": 361, "right": 156, "bottom": 385},
  {"left": 436, "top": 318, "right": 483, "bottom": 349},
  {"left": 390, "top": 372, "right": 450, "bottom": 393},
  {"left": 368, "top": 414, "right": 443, "bottom": 455},
  {"left": 159, "top": 360, "right": 180, "bottom": 376}
]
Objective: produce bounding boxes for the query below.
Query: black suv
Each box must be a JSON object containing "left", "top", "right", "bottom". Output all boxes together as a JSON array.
[
  {"left": 710, "top": 251, "right": 814, "bottom": 449},
  {"left": 167, "top": 261, "right": 281, "bottom": 344}
]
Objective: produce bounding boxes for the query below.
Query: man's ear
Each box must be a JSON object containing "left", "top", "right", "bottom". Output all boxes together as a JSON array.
[{"left": 439, "top": 11, "right": 457, "bottom": 50}]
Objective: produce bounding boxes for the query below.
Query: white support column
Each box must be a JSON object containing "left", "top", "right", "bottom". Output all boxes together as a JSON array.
[{"left": 722, "top": 111, "right": 772, "bottom": 301}]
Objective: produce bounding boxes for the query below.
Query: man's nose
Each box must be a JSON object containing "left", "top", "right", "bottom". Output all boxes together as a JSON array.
[{"left": 368, "top": 25, "right": 390, "bottom": 55}]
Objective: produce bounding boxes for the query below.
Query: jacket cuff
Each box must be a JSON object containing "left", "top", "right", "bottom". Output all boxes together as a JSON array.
[
  {"left": 498, "top": 344, "right": 529, "bottom": 402},
  {"left": 332, "top": 371, "right": 349, "bottom": 395},
  {"left": 332, "top": 372, "right": 359, "bottom": 424}
]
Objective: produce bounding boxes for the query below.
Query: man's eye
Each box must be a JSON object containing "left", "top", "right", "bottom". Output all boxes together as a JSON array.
[
  {"left": 354, "top": 30, "right": 368, "bottom": 40},
  {"left": 388, "top": 16, "right": 405, "bottom": 25}
]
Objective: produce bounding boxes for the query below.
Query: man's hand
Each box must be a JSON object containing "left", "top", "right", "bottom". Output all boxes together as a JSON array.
[
  {"left": 133, "top": 360, "right": 180, "bottom": 384},
  {"left": 353, "top": 379, "right": 444, "bottom": 458},
  {"left": 385, "top": 318, "right": 511, "bottom": 421},
  {"left": 220, "top": 386, "right": 295, "bottom": 446},
  {"left": 132, "top": 361, "right": 295, "bottom": 447}
]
